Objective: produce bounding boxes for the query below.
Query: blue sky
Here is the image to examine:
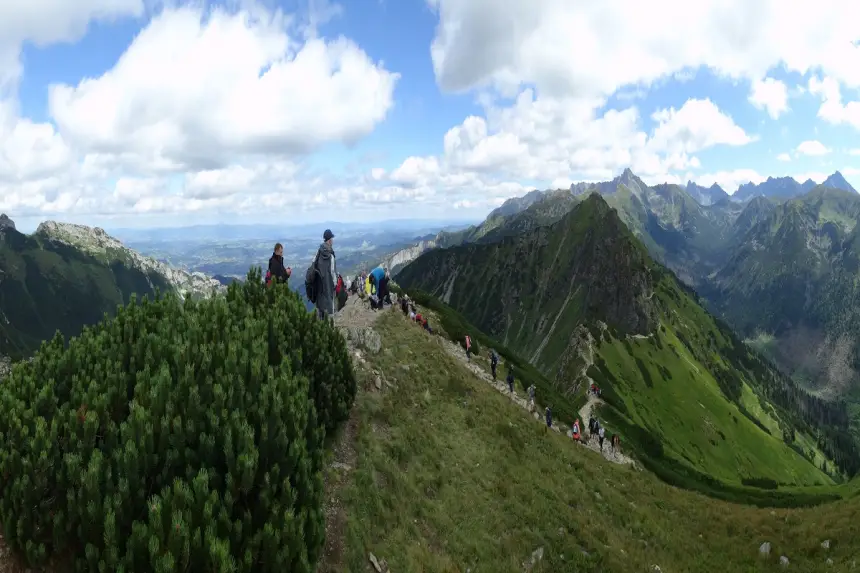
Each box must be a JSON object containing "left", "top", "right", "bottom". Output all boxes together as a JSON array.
[{"left": 2, "top": 0, "right": 860, "bottom": 230}]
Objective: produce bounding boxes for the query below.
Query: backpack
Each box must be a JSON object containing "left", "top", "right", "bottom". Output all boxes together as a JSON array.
[
  {"left": 305, "top": 253, "right": 321, "bottom": 303},
  {"left": 265, "top": 269, "right": 273, "bottom": 286}
]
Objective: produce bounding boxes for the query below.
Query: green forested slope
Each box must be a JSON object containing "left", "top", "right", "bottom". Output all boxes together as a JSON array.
[
  {"left": 397, "top": 194, "right": 858, "bottom": 484},
  {"left": 0, "top": 225, "right": 172, "bottom": 359}
]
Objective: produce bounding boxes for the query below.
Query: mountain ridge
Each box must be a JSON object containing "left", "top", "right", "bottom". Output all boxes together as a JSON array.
[{"left": 397, "top": 193, "right": 859, "bottom": 482}]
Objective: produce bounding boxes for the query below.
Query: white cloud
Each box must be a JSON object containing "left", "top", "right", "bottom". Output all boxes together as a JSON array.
[
  {"left": 748, "top": 77, "right": 789, "bottom": 119},
  {"left": 808, "top": 76, "right": 860, "bottom": 130},
  {"left": 0, "top": 3, "right": 406, "bottom": 219},
  {"left": 777, "top": 153, "right": 791, "bottom": 162},
  {"left": 850, "top": 149, "right": 860, "bottom": 156},
  {"left": 429, "top": 0, "right": 860, "bottom": 98},
  {"left": 796, "top": 140, "right": 830, "bottom": 156},
  {"left": 48, "top": 6, "right": 399, "bottom": 172},
  {"left": 6, "top": 0, "right": 860, "bottom": 223},
  {"left": 0, "top": 0, "right": 143, "bottom": 89}
]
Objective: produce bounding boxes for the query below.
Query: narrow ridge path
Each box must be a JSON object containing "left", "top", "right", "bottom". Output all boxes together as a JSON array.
[{"left": 434, "top": 329, "right": 636, "bottom": 467}]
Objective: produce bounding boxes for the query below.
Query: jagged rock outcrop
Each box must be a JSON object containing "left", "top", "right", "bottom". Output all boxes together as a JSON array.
[
  {"left": 0, "top": 214, "right": 14, "bottom": 231},
  {"left": 381, "top": 239, "right": 437, "bottom": 274},
  {"left": 35, "top": 221, "right": 224, "bottom": 298}
]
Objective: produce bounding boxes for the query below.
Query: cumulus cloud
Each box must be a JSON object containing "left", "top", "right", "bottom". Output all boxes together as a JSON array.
[
  {"left": 6, "top": 0, "right": 860, "bottom": 221},
  {"left": 777, "top": 153, "right": 791, "bottom": 162},
  {"left": 808, "top": 76, "right": 860, "bottom": 130},
  {"left": 748, "top": 77, "right": 789, "bottom": 119},
  {"left": 48, "top": 6, "right": 399, "bottom": 172},
  {"left": 0, "top": 3, "right": 404, "bottom": 219},
  {"left": 796, "top": 140, "right": 830, "bottom": 156}
]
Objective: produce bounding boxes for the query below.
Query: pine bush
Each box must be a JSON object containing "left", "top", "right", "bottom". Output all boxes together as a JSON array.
[{"left": 0, "top": 269, "right": 356, "bottom": 571}]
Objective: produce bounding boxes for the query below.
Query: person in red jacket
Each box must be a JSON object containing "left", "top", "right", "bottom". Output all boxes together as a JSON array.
[{"left": 465, "top": 334, "right": 472, "bottom": 362}]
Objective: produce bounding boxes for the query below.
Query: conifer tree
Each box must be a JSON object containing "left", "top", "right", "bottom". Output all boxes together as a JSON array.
[{"left": 0, "top": 268, "right": 355, "bottom": 571}]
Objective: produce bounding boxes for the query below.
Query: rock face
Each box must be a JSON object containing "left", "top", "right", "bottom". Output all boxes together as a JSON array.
[
  {"left": 0, "top": 214, "right": 14, "bottom": 231},
  {"left": 35, "top": 221, "right": 224, "bottom": 298},
  {"left": 381, "top": 239, "right": 437, "bottom": 275}
]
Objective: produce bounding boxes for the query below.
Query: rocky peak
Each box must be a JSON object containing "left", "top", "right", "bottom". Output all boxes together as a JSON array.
[
  {"left": 35, "top": 220, "right": 225, "bottom": 299},
  {"left": 0, "top": 214, "right": 14, "bottom": 231}
]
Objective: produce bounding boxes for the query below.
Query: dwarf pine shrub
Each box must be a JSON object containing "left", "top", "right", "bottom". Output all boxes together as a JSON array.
[{"left": 0, "top": 268, "right": 356, "bottom": 571}]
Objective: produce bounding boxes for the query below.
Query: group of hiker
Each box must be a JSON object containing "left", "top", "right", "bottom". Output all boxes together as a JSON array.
[
  {"left": 485, "top": 346, "right": 621, "bottom": 454},
  {"left": 266, "top": 229, "right": 400, "bottom": 321},
  {"left": 400, "top": 295, "right": 434, "bottom": 332}
]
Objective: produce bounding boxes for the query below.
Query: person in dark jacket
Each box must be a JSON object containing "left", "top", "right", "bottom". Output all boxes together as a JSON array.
[
  {"left": 545, "top": 406, "right": 553, "bottom": 429},
  {"left": 267, "top": 243, "right": 291, "bottom": 284},
  {"left": 506, "top": 369, "right": 515, "bottom": 393},
  {"left": 314, "top": 229, "right": 337, "bottom": 320}
]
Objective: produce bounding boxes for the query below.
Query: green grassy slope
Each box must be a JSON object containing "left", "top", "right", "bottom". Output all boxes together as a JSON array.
[
  {"left": 0, "top": 227, "right": 171, "bottom": 359},
  {"left": 324, "top": 312, "right": 860, "bottom": 573},
  {"left": 397, "top": 195, "right": 853, "bottom": 485}
]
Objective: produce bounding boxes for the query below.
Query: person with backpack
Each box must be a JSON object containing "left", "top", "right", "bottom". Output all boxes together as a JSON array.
[
  {"left": 267, "top": 243, "right": 291, "bottom": 286},
  {"left": 336, "top": 274, "right": 348, "bottom": 310},
  {"left": 506, "top": 369, "right": 515, "bottom": 393},
  {"left": 490, "top": 350, "right": 499, "bottom": 380},
  {"left": 598, "top": 425, "right": 606, "bottom": 452},
  {"left": 465, "top": 334, "right": 472, "bottom": 362},
  {"left": 306, "top": 229, "right": 337, "bottom": 320}
]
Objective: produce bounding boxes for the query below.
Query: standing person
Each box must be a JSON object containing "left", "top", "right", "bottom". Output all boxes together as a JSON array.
[
  {"left": 314, "top": 229, "right": 337, "bottom": 320},
  {"left": 545, "top": 406, "right": 553, "bottom": 431},
  {"left": 506, "top": 369, "right": 515, "bottom": 393},
  {"left": 465, "top": 335, "right": 472, "bottom": 362},
  {"left": 572, "top": 418, "right": 581, "bottom": 442},
  {"left": 598, "top": 425, "right": 606, "bottom": 452},
  {"left": 267, "top": 243, "right": 291, "bottom": 285},
  {"left": 490, "top": 350, "right": 499, "bottom": 380},
  {"left": 528, "top": 384, "right": 536, "bottom": 412}
]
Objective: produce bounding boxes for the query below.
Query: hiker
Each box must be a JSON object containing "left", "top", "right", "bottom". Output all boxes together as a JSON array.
[
  {"left": 612, "top": 434, "right": 621, "bottom": 453},
  {"left": 378, "top": 268, "right": 391, "bottom": 305},
  {"left": 528, "top": 384, "right": 536, "bottom": 412},
  {"left": 465, "top": 335, "right": 472, "bottom": 362},
  {"left": 545, "top": 406, "right": 553, "bottom": 430},
  {"left": 572, "top": 418, "right": 581, "bottom": 442},
  {"left": 409, "top": 308, "right": 417, "bottom": 321},
  {"left": 400, "top": 296, "right": 409, "bottom": 316},
  {"left": 598, "top": 425, "right": 605, "bottom": 452},
  {"left": 422, "top": 317, "right": 432, "bottom": 333},
  {"left": 266, "top": 242, "right": 291, "bottom": 285},
  {"left": 506, "top": 369, "right": 515, "bottom": 393},
  {"left": 415, "top": 311, "right": 423, "bottom": 324},
  {"left": 589, "top": 416, "right": 597, "bottom": 438},
  {"left": 490, "top": 350, "right": 499, "bottom": 380},
  {"left": 310, "top": 229, "right": 337, "bottom": 320},
  {"left": 335, "top": 274, "right": 348, "bottom": 311}
]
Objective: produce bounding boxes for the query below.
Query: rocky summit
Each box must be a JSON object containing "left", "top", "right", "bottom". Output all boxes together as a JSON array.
[
  {"left": 0, "top": 213, "right": 15, "bottom": 231},
  {"left": 35, "top": 220, "right": 224, "bottom": 298}
]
